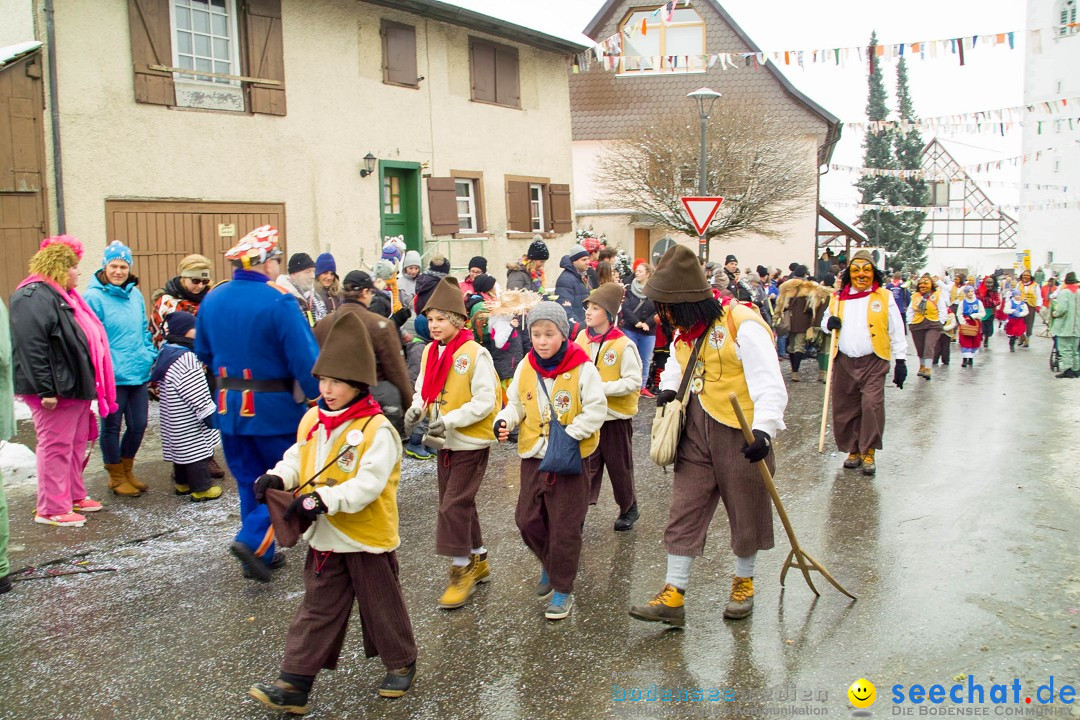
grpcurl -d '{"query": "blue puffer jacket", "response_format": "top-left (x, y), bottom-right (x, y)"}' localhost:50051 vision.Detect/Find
top-left (84, 271), bottom-right (157, 385)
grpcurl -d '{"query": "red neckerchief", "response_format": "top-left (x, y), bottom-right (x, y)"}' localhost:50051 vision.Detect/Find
top-left (674, 322), bottom-right (707, 348)
top-left (586, 324), bottom-right (625, 343)
top-left (528, 341), bottom-right (590, 379)
top-left (838, 282), bottom-right (880, 301)
top-left (1065, 284), bottom-right (1079, 292)
top-left (307, 395), bottom-right (383, 441)
top-left (420, 329), bottom-right (471, 406)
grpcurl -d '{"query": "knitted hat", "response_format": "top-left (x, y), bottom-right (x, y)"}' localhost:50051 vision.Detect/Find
top-left (725, 254), bottom-right (738, 265)
top-left (473, 273), bottom-right (496, 294)
top-left (164, 310), bottom-right (196, 338)
top-left (633, 258), bottom-right (646, 271)
top-left (226, 226), bottom-right (281, 269)
top-left (526, 239), bottom-right (549, 261)
top-left (645, 245), bottom-right (711, 304)
top-left (428, 255), bottom-right (451, 275)
top-left (568, 247), bottom-right (589, 263)
top-left (288, 253), bottom-right (315, 274)
top-left (468, 256), bottom-right (488, 273)
top-left (1065, 271), bottom-right (1078, 284)
top-left (178, 254), bottom-right (212, 280)
top-left (343, 270), bottom-right (374, 290)
top-left (850, 249), bottom-right (874, 265)
top-left (580, 237), bottom-right (601, 254)
top-left (582, 282), bottom-right (624, 320)
top-left (402, 250), bottom-right (422, 269)
top-left (315, 253), bottom-right (336, 277)
top-left (312, 311), bottom-right (377, 387)
top-left (527, 301), bottom-right (570, 338)
top-left (422, 276), bottom-right (467, 318)
top-left (102, 240), bottom-right (133, 267)
top-left (381, 238), bottom-right (405, 263)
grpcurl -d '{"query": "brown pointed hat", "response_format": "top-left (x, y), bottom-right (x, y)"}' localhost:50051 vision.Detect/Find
top-left (644, 244), bottom-right (711, 303)
top-left (582, 282), bottom-right (625, 319)
top-left (311, 311), bottom-right (377, 386)
top-left (422, 276), bottom-right (468, 318)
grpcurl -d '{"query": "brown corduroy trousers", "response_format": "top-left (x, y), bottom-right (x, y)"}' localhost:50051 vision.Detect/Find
top-left (281, 548), bottom-right (417, 676)
top-left (583, 418), bottom-right (636, 513)
top-left (831, 352), bottom-right (890, 454)
top-left (515, 457), bottom-right (590, 594)
top-left (663, 398), bottom-right (775, 558)
top-left (435, 448), bottom-right (489, 557)
top-left (910, 321), bottom-right (942, 362)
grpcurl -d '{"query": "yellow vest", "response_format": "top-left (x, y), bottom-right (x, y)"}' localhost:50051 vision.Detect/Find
top-left (418, 339), bottom-right (498, 442)
top-left (829, 286), bottom-right (893, 361)
top-left (1019, 282), bottom-right (1040, 307)
top-left (672, 304), bottom-right (771, 430)
top-left (515, 362), bottom-right (600, 458)
top-left (910, 290), bottom-right (941, 324)
top-left (296, 409), bottom-right (400, 551)
top-left (574, 329), bottom-right (640, 417)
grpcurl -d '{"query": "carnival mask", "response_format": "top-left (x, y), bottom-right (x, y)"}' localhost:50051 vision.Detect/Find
top-left (849, 260), bottom-right (874, 292)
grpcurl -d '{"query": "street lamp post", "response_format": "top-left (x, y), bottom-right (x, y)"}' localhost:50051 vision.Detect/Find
top-left (687, 87), bottom-right (722, 261)
top-left (869, 195), bottom-right (885, 272)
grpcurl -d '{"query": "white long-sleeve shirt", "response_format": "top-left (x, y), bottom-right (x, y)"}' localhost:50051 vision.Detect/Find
top-left (658, 322), bottom-right (787, 438)
top-left (578, 334), bottom-right (643, 420)
top-left (270, 415), bottom-right (403, 554)
top-left (409, 342), bottom-right (499, 450)
top-left (495, 359), bottom-right (608, 459)
top-left (823, 292), bottom-right (908, 362)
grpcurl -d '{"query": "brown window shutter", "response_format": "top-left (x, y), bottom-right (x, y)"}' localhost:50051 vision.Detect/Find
top-left (382, 20), bottom-right (418, 87)
top-left (244, 0), bottom-right (287, 116)
top-left (506, 180), bottom-right (530, 232)
top-left (427, 177), bottom-right (459, 235)
top-left (548, 184), bottom-right (572, 233)
top-left (128, 0), bottom-right (175, 106)
top-left (494, 46), bottom-right (520, 107)
top-left (469, 39), bottom-right (496, 103)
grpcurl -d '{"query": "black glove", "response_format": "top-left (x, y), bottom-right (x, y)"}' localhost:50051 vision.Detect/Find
top-left (254, 474), bottom-right (284, 504)
top-left (893, 359), bottom-right (907, 389)
top-left (740, 430), bottom-right (772, 463)
top-left (656, 389), bottom-right (678, 407)
top-left (284, 491), bottom-right (328, 521)
top-left (826, 316), bottom-right (842, 332)
top-left (391, 306), bottom-right (411, 328)
top-left (493, 419), bottom-right (507, 439)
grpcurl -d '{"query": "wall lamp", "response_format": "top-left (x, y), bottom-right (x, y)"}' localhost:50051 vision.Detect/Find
top-left (359, 153), bottom-right (377, 178)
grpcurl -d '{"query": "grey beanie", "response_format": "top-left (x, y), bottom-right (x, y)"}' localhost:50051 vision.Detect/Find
top-left (526, 301), bottom-right (570, 339)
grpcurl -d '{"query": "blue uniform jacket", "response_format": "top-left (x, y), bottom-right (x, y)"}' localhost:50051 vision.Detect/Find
top-left (84, 272), bottom-right (157, 385)
top-left (195, 269), bottom-right (321, 436)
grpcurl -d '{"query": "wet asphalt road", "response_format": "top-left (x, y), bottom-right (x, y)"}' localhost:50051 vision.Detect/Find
top-left (1, 333), bottom-right (1077, 720)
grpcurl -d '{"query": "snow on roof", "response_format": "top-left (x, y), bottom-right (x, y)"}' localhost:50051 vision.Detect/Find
top-left (0, 41), bottom-right (42, 69)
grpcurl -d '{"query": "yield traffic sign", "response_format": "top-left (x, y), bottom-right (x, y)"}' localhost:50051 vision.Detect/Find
top-left (680, 196), bottom-right (724, 236)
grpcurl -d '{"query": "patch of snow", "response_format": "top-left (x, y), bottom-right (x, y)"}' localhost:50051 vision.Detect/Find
top-left (0, 41), bottom-right (42, 68)
top-left (14, 398), bottom-right (32, 422)
top-left (0, 441), bottom-right (37, 488)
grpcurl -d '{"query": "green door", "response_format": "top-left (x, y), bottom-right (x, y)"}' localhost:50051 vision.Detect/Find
top-left (379, 162), bottom-right (422, 253)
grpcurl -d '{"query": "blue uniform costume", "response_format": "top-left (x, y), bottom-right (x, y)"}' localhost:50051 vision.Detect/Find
top-left (195, 269), bottom-right (320, 570)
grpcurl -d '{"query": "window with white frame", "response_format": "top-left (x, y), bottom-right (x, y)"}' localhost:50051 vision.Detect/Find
top-left (619, 6), bottom-right (706, 74)
top-left (930, 182), bottom-right (949, 206)
top-left (456, 179), bottom-right (478, 231)
top-left (170, 0), bottom-right (245, 111)
top-left (529, 184), bottom-right (545, 232)
top-left (1059, 0), bottom-right (1077, 35)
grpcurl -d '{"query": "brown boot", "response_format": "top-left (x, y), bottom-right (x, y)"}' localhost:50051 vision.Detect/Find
top-left (106, 463), bottom-right (141, 496)
top-left (208, 455), bottom-right (226, 479)
top-left (861, 449), bottom-right (877, 476)
top-left (723, 576), bottom-right (755, 620)
top-left (122, 457), bottom-right (148, 492)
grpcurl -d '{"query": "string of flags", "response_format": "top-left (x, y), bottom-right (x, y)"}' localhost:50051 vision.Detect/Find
top-left (824, 199), bottom-right (1080, 215)
top-left (575, 16), bottom-right (1080, 74)
top-left (827, 166), bottom-right (1071, 193)
top-left (845, 97), bottom-right (1080, 137)
top-left (827, 140), bottom-right (1080, 178)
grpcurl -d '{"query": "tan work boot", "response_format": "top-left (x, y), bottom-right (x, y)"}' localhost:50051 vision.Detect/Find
top-left (470, 552), bottom-right (491, 584)
top-left (862, 449), bottom-right (876, 476)
top-left (628, 583), bottom-right (686, 627)
top-left (106, 462), bottom-right (141, 496)
top-left (842, 452), bottom-right (863, 469)
top-left (819, 370), bottom-right (827, 384)
top-left (121, 457), bottom-right (148, 492)
top-left (438, 563), bottom-right (477, 609)
top-left (723, 576), bottom-right (755, 620)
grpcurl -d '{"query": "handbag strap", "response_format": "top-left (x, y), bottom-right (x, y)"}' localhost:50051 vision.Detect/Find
top-left (294, 416), bottom-right (375, 495)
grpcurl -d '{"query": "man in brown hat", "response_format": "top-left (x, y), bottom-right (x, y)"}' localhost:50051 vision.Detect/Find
top-left (820, 249), bottom-right (908, 476)
top-left (404, 277), bottom-right (500, 610)
top-left (574, 283), bottom-right (642, 531)
top-left (249, 312), bottom-right (417, 712)
top-left (628, 244), bottom-right (787, 625)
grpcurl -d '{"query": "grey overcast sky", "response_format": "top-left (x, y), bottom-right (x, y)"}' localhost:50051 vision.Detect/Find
top-left (452, 0), bottom-right (1029, 206)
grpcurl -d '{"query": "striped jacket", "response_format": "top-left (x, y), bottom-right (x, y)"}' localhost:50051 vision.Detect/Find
top-left (153, 345), bottom-right (219, 464)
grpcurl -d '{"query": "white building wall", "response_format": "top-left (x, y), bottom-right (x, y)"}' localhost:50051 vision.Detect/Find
top-left (0, 0), bottom-right (35, 46)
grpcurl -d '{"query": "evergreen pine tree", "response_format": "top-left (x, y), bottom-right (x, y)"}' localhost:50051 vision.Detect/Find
top-left (891, 57), bottom-right (929, 274)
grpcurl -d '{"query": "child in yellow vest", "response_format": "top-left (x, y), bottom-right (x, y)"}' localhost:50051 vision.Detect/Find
top-left (403, 277), bottom-right (499, 610)
top-left (574, 283), bottom-right (643, 531)
top-left (494, 301), bottom-right (607, 621)
top-left (907, 274), bottom-right (948, 379)
top-left (248, 312), bottom-right (417, 714)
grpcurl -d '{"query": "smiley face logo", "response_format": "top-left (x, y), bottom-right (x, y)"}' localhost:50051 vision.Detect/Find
top-left (848, 679), bottom-right (876, 709)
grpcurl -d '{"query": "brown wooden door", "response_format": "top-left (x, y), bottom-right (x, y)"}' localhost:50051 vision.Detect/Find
top-left (0, 54), bottom-right (48, 302)
top-left (104, 200), bottom-right (286, 309)
top-left (634, 228), bottom-right (651, 264)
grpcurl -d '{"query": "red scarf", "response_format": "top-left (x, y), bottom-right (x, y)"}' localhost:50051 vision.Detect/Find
top-left (838, 282), bottom-right (880, 301)
top-left (420, 329), bottom-right (471, 406)
top-left (528, 341), bottom-right (590, 379)
top-left (586, 324), bottom-right (625, 343)
top-left (674, 322), bottom-right (707, 348)
top-left (307, 395), bottom-right (383, 441)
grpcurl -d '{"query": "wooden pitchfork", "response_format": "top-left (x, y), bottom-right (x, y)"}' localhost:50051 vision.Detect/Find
top-left (728, 393), bottom-right (856, 600)
top-left (817, 328), bottom-right (839, 453)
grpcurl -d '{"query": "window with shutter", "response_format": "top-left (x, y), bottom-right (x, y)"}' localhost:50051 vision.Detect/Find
top-left (382, 20), bottom-right (418, 88)
top-left (128, 0), bottom-right (176, 106)
top-left (427, 177), bottom-right (460, 236)
top-left (170, 0), bottom-right (245, 111)
top-left (548, 184), bottom-right (572, 234)
top-left (244, 0), bottom-right (287, 116)
top-left (505, 180), bottom-right (531, 232)
top-left (469, 37), bottom-right (519, 108)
